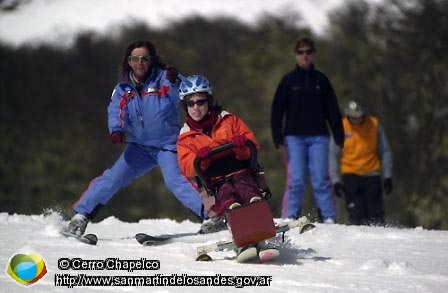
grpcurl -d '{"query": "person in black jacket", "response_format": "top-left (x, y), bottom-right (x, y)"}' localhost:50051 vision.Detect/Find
top-left (271, 37), bottom-right (344, 223)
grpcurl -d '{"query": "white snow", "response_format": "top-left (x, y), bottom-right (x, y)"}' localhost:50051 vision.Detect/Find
top-left (0, 0), bottom-right (385, 47)
top-left (1, 211), bottom-right (448, 292)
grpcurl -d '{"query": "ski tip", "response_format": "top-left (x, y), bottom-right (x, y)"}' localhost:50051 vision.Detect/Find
top-left (196, 254), bottom-right (213, 261)
top-left (83, 233), bottom-right (98, 245)
top-left (135, 233), bottom-right (148, 244)
top-left (135, 233), bottom-right (172, 246)
top-left (300, 223), bottom-right (316, 234)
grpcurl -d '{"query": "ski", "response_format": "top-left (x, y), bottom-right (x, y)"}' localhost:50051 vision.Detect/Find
top-left (135, 232), bottom-right (198, 246)
top-left (135, 216), bottom-right (314, 250)
top-left (195, 216), bottom-right (315, 261)
top-left (60, 231), bottom-right (98, 245)
top-left (136, 217), bottom-right (315, 248)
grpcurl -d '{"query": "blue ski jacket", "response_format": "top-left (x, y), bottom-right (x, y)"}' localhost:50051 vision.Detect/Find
top-left (108, 66), bottom-right (181, 150)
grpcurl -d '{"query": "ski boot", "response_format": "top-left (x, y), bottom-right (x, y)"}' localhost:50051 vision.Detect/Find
top-left (61, 213), bottom-right (88, 237)
top-left (257, 241), bottom-right (280, 262)
top-left (198, 216), bottom-right (227, 234)
top-left (236, 245), bottom-right (258, 263)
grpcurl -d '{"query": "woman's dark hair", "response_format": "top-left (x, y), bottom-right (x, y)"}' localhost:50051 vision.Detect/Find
top-left (118, 40), bottom-right (166, 79)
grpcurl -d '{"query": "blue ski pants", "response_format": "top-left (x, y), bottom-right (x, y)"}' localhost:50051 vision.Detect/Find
top-left (281, 135), bottom-right (336, 220)
top-left (73, 143), bottom-right (204, 219)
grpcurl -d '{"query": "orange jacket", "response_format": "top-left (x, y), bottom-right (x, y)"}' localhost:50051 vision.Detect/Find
top-left (177, 111), bottom-right (259, 178)
top-left (340, 116), bottom-right (381, 175)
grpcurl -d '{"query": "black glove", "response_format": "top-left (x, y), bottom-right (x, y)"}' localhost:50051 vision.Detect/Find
top-left (333, 182), bottom-right (345, 198)
top-left (165, 65), bottom-right (178, 83)
top-left (383, 178), bottom-right (393, 194)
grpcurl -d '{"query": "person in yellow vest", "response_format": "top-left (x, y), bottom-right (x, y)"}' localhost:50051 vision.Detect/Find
top-left (329, 100), bottom-right (393, 225)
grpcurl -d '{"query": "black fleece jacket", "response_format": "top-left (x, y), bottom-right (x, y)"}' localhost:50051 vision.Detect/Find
top-left (271, 64), bottom-right (345, 148)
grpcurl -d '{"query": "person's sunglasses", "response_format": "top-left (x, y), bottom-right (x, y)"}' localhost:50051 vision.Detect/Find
top-left (128, 55), bottom-right (150, 62)
top-left (186, 99), bottom-right (208, 107)
top-left (297, 49), bottom-right (313, 55)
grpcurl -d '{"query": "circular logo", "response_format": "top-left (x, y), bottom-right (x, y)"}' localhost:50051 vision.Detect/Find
top-left (6, 245), bottom-right (47, 286)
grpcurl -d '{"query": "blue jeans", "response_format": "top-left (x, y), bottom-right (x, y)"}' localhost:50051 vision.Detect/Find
top-left (73, 143), bottom-right (204, 219)
top-left (281, 135), bottom-right (335, 220)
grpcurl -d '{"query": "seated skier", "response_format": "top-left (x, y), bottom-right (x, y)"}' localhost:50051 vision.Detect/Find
top-left (176, 74), bottom-right (279, 262)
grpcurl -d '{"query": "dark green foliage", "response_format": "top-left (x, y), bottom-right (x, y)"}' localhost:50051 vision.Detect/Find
top-left (1, 0), bottom-right (447, 228)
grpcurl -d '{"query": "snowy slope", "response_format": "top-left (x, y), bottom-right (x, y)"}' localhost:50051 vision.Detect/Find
top-left (1, 212), bottom-right (448, 292)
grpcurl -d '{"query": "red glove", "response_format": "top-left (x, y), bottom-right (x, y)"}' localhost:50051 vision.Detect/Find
top-left (231, 134), bottom-right (247, 147)
top-left (166, 65), bottom-right (178, 83)
top-left (200, 159), bottom-right (211, 171)
top-left (110, 131), bottom-right (124, 144)
top-left (197, 146), bottom-right (212, 158)
top-left (158, 85), bottom-right (170, 96)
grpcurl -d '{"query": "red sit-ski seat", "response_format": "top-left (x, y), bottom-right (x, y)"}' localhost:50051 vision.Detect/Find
top-left (194, 141), bottom-right (275, 248)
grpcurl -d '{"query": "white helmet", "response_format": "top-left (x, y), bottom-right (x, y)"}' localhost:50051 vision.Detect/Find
top-left (344, 100), bottom-right (364, 118)
top-left (179, 75), bottom-right (213, 100)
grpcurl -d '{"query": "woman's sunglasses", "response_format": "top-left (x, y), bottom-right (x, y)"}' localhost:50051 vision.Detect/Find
top-left (186, 99), bottom-right (208, 107)
top-left (128, 55), bottom-right (150, 62)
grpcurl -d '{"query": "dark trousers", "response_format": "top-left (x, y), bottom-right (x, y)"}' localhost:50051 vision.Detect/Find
top-left (212, 170), bottom-right (261, 216)
top-left (342, 174), bottom-right (385, 225)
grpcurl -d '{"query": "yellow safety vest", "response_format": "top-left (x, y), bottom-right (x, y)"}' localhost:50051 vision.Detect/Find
top-left (340, 116), bottom-right (381, 175)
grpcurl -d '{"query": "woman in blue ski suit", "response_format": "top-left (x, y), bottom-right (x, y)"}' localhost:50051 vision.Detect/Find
top-left (63, 40), bottom-right (204, 237)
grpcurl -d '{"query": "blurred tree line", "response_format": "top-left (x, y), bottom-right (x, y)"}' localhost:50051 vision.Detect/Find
top-left (1, 0), bottom-right (447, 229)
